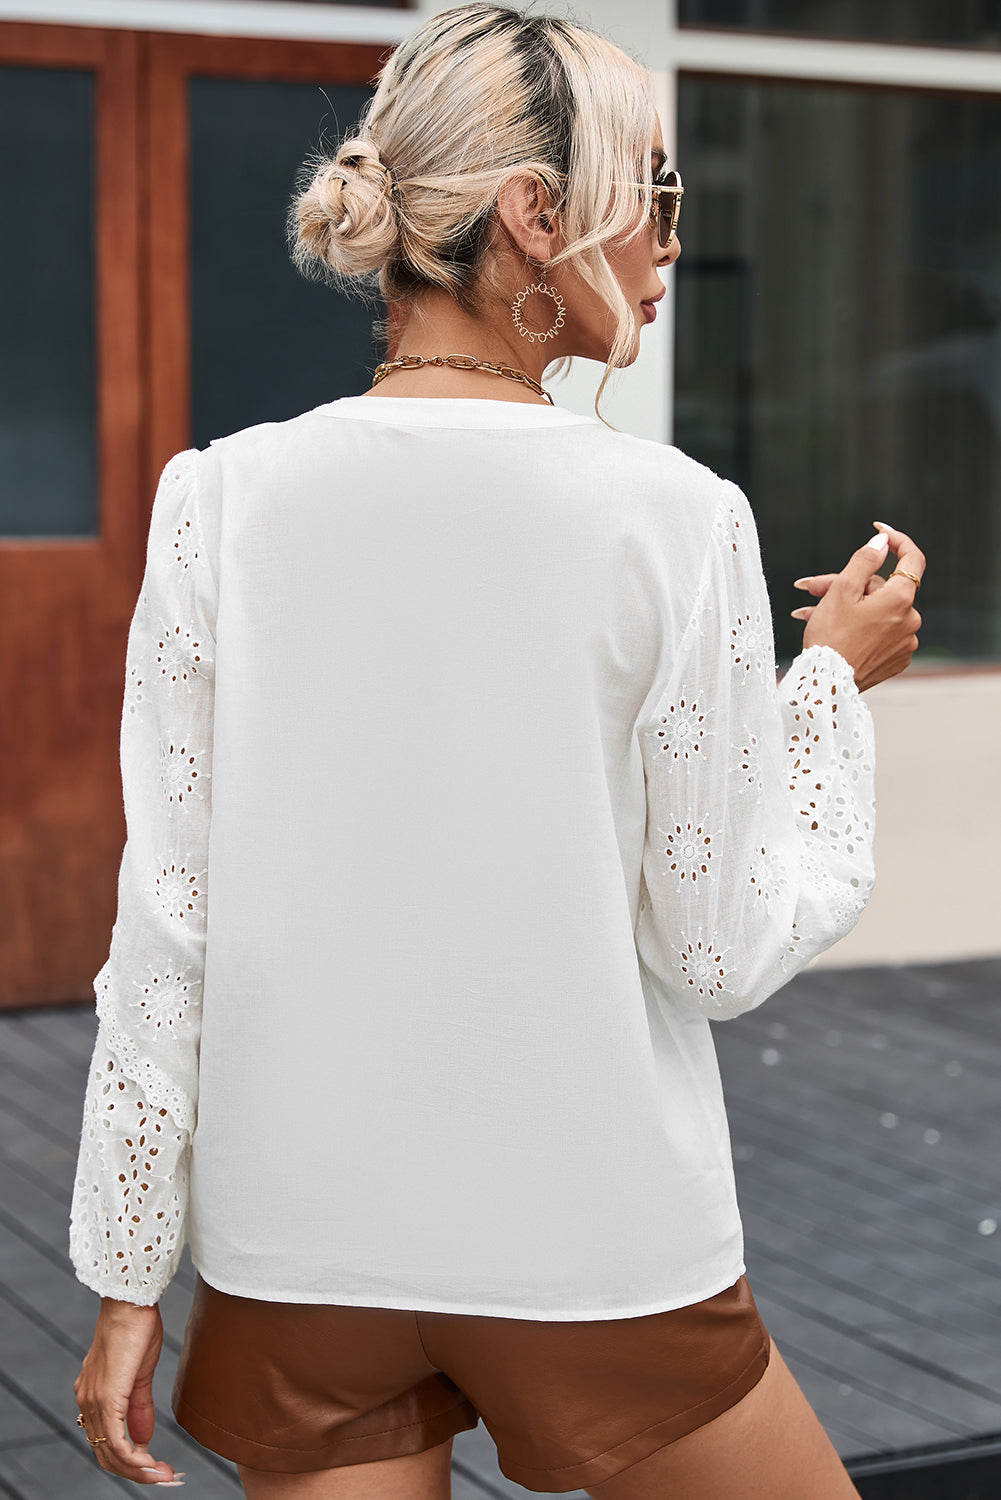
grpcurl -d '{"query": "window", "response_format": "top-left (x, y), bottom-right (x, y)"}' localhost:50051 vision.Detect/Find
top-left (674, 75), bottom-right (1001, 662)
top-left (0, 64), bottom-right (96, 537)
top-left (679, 1), bottom-right (1001, 50)
top-left (189, 76), bottom-right (379, 447)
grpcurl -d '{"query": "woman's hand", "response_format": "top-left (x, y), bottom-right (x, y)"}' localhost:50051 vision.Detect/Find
top-left (789, 521), bottom-right (924, 692)
top-left (73, 1298), bottom-right (185, 1485)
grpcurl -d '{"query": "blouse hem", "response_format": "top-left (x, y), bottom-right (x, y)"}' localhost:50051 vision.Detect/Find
top-left (187, 1256), bottom-right (748, 1321)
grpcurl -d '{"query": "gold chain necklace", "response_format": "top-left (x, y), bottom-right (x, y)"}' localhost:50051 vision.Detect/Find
top-left (371, 353), bottom-right (554, 405)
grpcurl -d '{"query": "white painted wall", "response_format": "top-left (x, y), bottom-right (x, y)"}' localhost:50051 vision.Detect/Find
top-left (7, 0), bottom-right (1000, 965)
top-left (810, 668), bottom-right (1001, 969)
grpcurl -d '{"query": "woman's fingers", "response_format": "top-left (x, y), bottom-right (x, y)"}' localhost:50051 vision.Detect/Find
top-left (792, 576), bottom-right (888, 618)
top-left (835, 529), bottom-right (892, 598)
top-left (792, 574), bottom-right (836, 597)
top-left (872, 520), bottom-right (927, 593)
top-left (800, 523), bottom-right (925, 690)
top-left (74, 1306), bottom-right (183, 1484)
top-left (793, 521), bottom-right (923, 617)
top-left (82, 1407), bottom-right (177, 1483)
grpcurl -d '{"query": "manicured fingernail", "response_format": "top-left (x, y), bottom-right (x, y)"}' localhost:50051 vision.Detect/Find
top-left (872, 520), bottom-right (891, 529)
top-left (792, 577), bottom-right (812, 588)
top-left (866, 532), bottom-right (889, 551)
top-left (141, 1470), bottom-right (164, 1475)
top-left (154, 1484), bottom-right (184, 1488)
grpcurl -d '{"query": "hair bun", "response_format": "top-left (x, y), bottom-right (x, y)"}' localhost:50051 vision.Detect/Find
top-left (290, 135), bottom-right (398, 281)
top-left (333, 137), bottom-right (394, 198)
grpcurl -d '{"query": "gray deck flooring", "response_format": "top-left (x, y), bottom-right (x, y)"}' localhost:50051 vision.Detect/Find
top-left (0, 956), bottom-right (998, 1497)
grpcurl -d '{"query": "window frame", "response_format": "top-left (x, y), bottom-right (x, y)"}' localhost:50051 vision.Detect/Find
top-left (661, 0), bottom-right (1001, 446)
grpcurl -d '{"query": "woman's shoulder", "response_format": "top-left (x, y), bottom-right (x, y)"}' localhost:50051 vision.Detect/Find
top-left (194, 406), bottom-right (738, 538)
top-left (589, 426), bottom-right (738, 528)
top-left (200, 403), bottom-right (328, 458)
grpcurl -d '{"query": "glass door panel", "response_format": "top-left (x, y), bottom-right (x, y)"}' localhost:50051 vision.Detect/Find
top-left (0, 64), bottom-right (96, 537)
top-left (189, 76), bottom-right (378, 447)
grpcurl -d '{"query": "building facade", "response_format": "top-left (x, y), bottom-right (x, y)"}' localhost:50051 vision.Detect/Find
top-left (1, 0), bottom-right (998, 1009)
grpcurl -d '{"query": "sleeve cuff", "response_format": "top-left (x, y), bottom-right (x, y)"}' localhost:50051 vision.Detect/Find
top-left (786, 642), bottom-right (860, 698)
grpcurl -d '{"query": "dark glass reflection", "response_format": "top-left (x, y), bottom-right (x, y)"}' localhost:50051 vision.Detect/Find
top-left (679, 0), bottom-right (1001, 49)
top-left (189, 78), bottom-right (380, 449)
top-left (279, 0), bottom-right (406, 6)
top-left (0, 66), bottom-right (96, 537)
top-left (674, 77), bottom-right (1001, 662)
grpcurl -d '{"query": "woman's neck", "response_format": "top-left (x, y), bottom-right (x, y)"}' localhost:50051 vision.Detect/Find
top-left (362, 288), bottom-right (557, 404)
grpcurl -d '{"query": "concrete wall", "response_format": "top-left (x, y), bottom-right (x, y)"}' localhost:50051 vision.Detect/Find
top-left (810, 668), bottom-right (1001, 969)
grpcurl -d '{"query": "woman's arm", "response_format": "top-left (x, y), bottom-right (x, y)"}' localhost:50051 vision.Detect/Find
top-left (634, 480), bottom-right (882, 1021)
top-left (69, 448), bottom-right (216, 1305)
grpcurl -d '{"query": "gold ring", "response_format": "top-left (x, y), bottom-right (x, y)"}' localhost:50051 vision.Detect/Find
top-left (77, 1414), bottom-right (108, 1445)
top-left (889, 569), bottom-right (921, 590)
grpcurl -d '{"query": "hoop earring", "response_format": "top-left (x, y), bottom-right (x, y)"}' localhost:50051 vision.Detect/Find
top-left (511, 271), bottom-right (566, 343)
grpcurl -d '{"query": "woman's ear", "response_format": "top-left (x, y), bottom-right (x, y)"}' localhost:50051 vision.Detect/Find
top-left (496, 171), bottom-right (556, 262)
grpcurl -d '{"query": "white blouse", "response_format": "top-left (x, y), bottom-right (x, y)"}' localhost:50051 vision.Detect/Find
top-left (69, 395), bottom-right (876, 1318)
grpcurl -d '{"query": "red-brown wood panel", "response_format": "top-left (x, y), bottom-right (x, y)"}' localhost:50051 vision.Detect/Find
top-left (0, 23), bottom-right (143, 1008)
top-left (145, 30), bottom-right (392, 491)
top-left (1, 23), bottom-right (393, 1009)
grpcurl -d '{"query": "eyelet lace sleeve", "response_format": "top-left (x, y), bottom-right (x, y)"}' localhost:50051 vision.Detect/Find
top-left (635, 479), bottom-right (876, 1021)
top-left (68, 449), bottom-right (216, 1304)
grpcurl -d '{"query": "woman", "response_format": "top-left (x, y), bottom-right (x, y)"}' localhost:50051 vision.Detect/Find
top-left (69, 4), bottom-right (924, 1496)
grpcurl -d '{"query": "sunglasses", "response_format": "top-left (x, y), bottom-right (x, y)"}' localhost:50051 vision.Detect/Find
top-left (632, 167), bottom-right (684, 249)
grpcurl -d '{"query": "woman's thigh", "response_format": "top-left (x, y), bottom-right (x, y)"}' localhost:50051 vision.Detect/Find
top-left (235, 1434), bottom-right (455, 1500)
top-left (585, 1340), bottom-right (862, 1500)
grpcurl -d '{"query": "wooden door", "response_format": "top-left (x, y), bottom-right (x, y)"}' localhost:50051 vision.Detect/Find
top-left (0, 24), bottom-right (143, 1009)
top-left (0, 23), bottom-right (390, 1009)
top-left (145, 29), bottom-right (390, 483)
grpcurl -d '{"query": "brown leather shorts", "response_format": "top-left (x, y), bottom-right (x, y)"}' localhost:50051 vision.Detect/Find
top-left (171, 1272), bottom-right (771, 1493)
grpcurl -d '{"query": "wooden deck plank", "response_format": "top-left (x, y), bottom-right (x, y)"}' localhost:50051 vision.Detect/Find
top-left (722, 1069), bottom-right (998, 1206)
top-left (756, 960), bottom-right (1001, 1039)
top-left (711, 958), bottom-right (1001, 1464)
top-left (1, 958), bottom-right (999, 1491)
top-left (750, 1310), bottom-right (959, 1454)
top-left (0, 1381), bottom-right (52, 1450)
top-left (0, 1279), bottom-right (241, 1495)
top-left (0, 1436), bottom-right (126, 1500)
top-left (747, 1261), bottom-right (1001, 1427)
top-left (763, 988), bottom-right (1001, 1084)
top-left (717, 1041), bottom-right (1000, 1207)
top-left (739, 1202), bottom-right (1001, 1346)
top-left (802, 961), bottom-right (1001, 1048)
top-left (727, 1111), bottom-right (1001, 1276)
top-left (15, 1006), bottom-right (99, 1064)
top-left (1, 1051), bottom-right (96, 1150)
top-left (724, 1036), bottom-right (999, 1179)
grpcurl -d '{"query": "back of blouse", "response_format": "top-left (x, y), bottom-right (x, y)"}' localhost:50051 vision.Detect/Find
top-left (69, 394), bottom-right (877, 1317)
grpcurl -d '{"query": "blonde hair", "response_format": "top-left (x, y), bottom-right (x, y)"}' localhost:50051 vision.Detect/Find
top-left (287, 2), bottom-right (659, 422)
